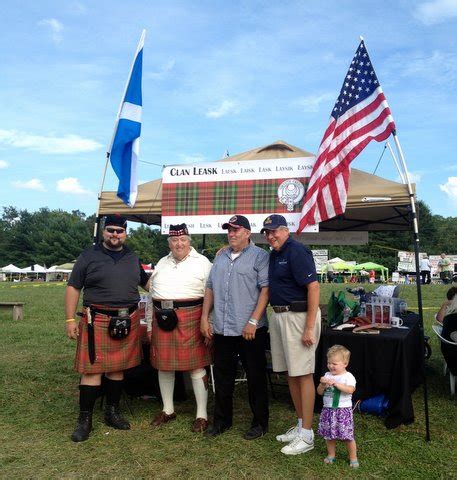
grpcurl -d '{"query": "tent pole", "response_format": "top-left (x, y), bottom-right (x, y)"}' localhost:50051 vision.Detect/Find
top-left (92, 151), bottom-right (111, 245)
top-left (201, 234), bottom-right (206, 254)
top-left (392, 131), bottom-right (430, 442)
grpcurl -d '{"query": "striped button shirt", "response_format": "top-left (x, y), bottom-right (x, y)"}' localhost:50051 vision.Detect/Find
top-left (207, 243), bottom-right (269, 336)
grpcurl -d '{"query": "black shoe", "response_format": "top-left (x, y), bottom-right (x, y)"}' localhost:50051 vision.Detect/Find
top-left (205, 424), bottom-right (229, 438)
top-left (104, 405), bottom-right (131, 430)
top-left (71, 411), bottom-right (92, 442)
top-left (243, 425), bottom-right (267, 440)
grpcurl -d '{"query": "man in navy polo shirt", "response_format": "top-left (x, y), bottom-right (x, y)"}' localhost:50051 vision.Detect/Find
top-left (261, 214), bottom-right (321, 456)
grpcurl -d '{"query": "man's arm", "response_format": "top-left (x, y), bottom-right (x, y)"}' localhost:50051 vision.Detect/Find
top-left (200, 288), bottom-right (214, 339)
top-left (64, 285), bottom-right (81, 339)
top-left (302, 280), bottom-right (320, 346)
top-left (242, 287), bottom-right (269, 341)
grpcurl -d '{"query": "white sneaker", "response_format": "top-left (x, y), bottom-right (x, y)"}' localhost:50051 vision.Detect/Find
top-left (280, 435), bottom-right (314, 455)
top-left (276, 425), bottom-right (299, 443)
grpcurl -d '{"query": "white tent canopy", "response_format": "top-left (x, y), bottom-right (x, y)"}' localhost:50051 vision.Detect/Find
top-left (47, 265), bottom-right (72, 273)
top-left (1, 264), bottom-right (23, 273)
top-left (20, 264), bottom-right (47, 273)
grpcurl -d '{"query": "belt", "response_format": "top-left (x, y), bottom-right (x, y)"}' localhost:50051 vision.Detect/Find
top-left (90, 305), bottom-right (138, 317)
top-left (153, 299), bottom-right (203, 309)
top-left (272, 306), bottom-right (291, 313)
top-left (272, 301), bottom-right (308, 313)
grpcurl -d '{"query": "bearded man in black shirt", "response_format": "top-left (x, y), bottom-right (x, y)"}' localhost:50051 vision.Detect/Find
top-left (65, 214), bottom-right (150, 442)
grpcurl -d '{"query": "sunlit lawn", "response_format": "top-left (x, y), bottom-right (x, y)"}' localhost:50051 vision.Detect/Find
top-left (0, 282), bottom-right (455, 479)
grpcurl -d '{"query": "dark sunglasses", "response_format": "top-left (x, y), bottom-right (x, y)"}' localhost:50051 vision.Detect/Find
top-left (105, 227), bottom-right (125, 234)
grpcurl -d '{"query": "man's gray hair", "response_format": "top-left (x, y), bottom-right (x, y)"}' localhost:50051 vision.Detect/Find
top-left (168, 234), bottom-right (192, 242)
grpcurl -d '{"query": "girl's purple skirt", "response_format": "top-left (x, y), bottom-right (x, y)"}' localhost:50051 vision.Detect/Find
top-left (317, 407), bottom-right (354, 440)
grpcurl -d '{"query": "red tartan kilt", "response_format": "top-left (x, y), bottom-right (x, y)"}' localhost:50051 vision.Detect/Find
top-left (74, 309), bottom-right (142, 374)
top-left (151, 304), bottom-right (211, 371)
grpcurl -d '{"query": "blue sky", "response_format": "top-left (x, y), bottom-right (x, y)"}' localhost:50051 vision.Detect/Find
top-left (1, 0), bottom-right (456, 218)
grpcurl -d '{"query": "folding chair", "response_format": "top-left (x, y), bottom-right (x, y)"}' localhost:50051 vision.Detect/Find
top-left (432, 324), bottom-right (457, 395)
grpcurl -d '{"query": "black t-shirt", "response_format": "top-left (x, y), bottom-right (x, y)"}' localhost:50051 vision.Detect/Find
top-left (68, 244), bottom-right (149, 307)
top-left (268, 237), bottom-right (317, 305)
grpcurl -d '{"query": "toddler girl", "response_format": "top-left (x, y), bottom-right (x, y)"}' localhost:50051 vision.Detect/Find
top-left (317, 345), bottom-right (358, 468)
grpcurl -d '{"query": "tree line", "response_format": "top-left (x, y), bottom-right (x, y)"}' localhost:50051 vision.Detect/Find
top-left (0, 202), bottom-right (455, 272)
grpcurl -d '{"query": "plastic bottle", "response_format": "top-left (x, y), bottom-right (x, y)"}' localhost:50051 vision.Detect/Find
top-left (399, 301), bottom-right (407, 315)
top-left (343, 306), bottom-right (351, 323)
top-left (359, 301), bottom-right (366, 318)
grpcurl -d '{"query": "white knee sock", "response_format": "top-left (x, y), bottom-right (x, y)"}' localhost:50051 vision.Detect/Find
top-left (190, 368), bottom-right (208, 420)
top-left (158, 370), bottom-right (175, 414)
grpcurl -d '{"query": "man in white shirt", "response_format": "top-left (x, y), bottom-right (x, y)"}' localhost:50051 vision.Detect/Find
top-left (149, 224), bottom-right (212, 433)
top-left (419, 255), bottom-right (431, 285)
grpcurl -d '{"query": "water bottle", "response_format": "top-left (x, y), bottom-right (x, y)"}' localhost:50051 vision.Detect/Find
top-left (359, 301), bottom-right (366, 318)
top-left (343, 306), bottom-right (351, 323)
top-left (399, 301), bottom-right (407, 315)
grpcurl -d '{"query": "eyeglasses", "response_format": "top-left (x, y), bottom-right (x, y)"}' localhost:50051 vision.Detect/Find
top-left (105, 227), bottom-right (125, 234)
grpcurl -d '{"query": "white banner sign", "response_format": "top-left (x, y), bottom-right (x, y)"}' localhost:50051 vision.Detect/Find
top-left (162, 157), bottom-right (315, 183)
top-left (162, 157), bottom-right (318, 234)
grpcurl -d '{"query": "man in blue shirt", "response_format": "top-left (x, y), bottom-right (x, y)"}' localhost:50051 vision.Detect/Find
top-left (200, 215), bottom-right (270, 440)
top-left (261, 214), bottom-right (321, 455)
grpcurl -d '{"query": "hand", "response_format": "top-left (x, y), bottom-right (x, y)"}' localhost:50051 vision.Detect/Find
top-left (301, 327), bottom-right (315, 347)
top-left (200, 317), bottom-right (213, 340)
top-left (242, 322), bottom-right (257, 341)
top-left (66, 320), bottom-right (79, 340)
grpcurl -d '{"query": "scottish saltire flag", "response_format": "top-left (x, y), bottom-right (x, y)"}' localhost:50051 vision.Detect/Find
top-left (109, 30), bottom-right (145, 207)
top-left (297, 40), bottom-right (395, 232)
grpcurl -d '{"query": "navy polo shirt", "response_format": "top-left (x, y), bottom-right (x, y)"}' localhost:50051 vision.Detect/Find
top-left (268, 237), bottom-right (317, 306)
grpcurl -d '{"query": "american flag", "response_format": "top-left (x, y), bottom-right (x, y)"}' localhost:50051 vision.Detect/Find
top-left (297, 40), bottom-right (395, 232)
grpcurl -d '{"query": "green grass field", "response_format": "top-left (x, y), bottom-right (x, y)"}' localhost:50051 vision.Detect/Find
top-left (0, 282), bottom-right (455, 479)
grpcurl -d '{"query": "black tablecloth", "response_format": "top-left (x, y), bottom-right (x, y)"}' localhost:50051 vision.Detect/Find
top-left (315, 313), bottom-right (424, 428)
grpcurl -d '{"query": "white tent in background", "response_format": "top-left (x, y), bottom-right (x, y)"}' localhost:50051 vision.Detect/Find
top-left (20, 264), bottom-right (47, 274)
top-left (0, 264), bottom-right (23, 273)
top-left (46, 265), bottom-right (72, 282)
top-left (328, 257), bottom-right (346, 264)
top-left (46, 265), bottom-right (72, 273)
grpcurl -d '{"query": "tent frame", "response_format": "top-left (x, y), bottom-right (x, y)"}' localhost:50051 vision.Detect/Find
top-left (96, 140), bottom-right (430, 440)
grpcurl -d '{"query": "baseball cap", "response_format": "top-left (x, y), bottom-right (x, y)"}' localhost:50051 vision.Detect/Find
top-left (222, 215), bottom-right (251, 231)
top-left (260, 214), bottom-right (288, 233)
top-left (103, 214), bottom-right (127, 229)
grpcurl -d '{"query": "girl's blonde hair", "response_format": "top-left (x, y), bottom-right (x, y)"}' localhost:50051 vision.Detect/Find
top-left (327, 345), bottom-right (351, 363)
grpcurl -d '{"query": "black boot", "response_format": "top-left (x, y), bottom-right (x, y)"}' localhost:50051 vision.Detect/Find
top-left (71, 411), bottom-right (92, 442)
top-left (104, 404), bottom-right (131, 430)
top-left (70, 384), bottom-right (101, 442)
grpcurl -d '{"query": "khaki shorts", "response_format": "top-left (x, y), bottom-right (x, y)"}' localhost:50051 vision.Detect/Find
top-left (269, 309), bottom-right (321, 377)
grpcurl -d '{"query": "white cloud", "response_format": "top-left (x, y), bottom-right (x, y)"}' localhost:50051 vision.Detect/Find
top-left (38, 18), bottom-right (64, 44)
top-left (0, 160), bottom-right (8, 169)
top-left (0, 129), bottom-right (102, 154)
top-left (68, 2), bottom-right (87, 15)
top-left (396, 171), bottom-right (422, 184)
top-left (399, 51), bottom-right (457, 85)
top-left (439, 176), bottom-right (457, 204)
top-left (177, 153), bottom-right (206, 164)
top-left (56, 177), bottom-right (92, 195)
top-left (147, 59), bottom-right (176, 80)
top-left (206, 100), bottom-right (239, 118)
top-left (415, 0), bottom-right (457, 25)
top-left (11, 179), bottom-right (46, 192)
top-left (294, 93), bottom-right (335, 113)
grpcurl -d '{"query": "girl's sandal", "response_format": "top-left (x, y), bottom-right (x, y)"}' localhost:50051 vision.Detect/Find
top-left (324, 457), bottom-right (336, 464)
top-left (349, 460), bottom-right (360, 469)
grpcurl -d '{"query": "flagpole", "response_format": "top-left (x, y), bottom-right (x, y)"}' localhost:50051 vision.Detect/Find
top-left (392, 130), bottom-right (431, 442)
top-left (92, 29), bottom-right (146, 245)
top-left (386, 141), bottom-right (406, 184)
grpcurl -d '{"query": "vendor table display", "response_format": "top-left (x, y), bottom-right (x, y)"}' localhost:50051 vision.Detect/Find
top-left (315, 313), bottom-right (424, 428)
